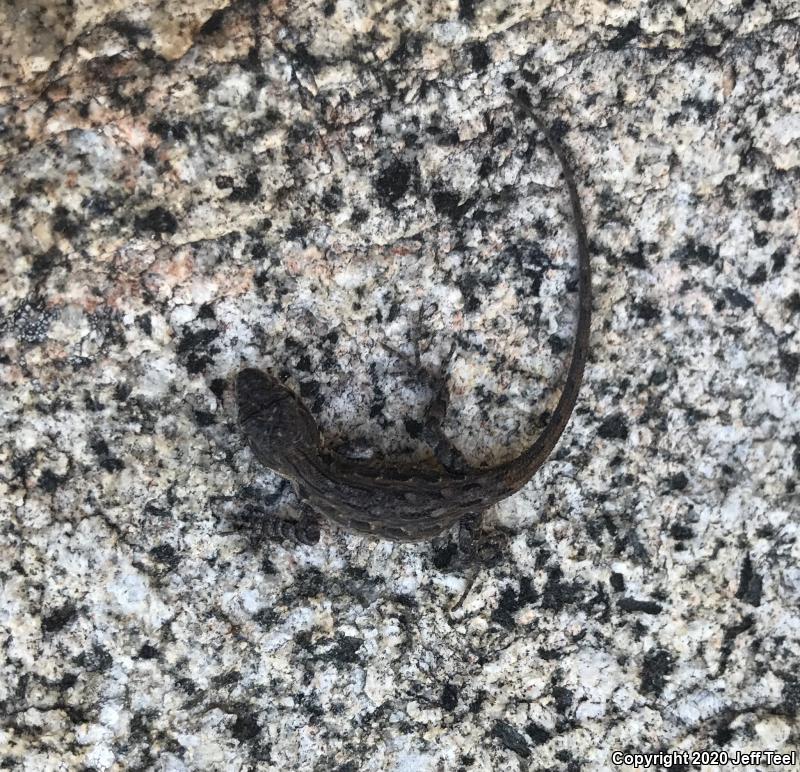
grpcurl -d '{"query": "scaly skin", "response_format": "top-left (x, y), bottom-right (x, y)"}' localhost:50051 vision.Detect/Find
top-left (236, 90), bottom-right (591, 542)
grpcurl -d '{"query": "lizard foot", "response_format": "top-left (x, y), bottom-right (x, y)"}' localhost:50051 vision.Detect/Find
top-left (251, 505), bottom-right (321, 546)
top-left (226, 488), bottom-right (321, 547)
top-left (449, 513), bottom-right (511, 612)
top-left (383, 310), bottom-right (472, 476)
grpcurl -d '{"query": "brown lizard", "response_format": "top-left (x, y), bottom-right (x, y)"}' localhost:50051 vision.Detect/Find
top-left (235, 89), bottom-right (591, 543)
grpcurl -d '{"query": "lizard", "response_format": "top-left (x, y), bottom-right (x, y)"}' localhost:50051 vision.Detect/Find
top-left (235, 88), bottom-right (591, 543)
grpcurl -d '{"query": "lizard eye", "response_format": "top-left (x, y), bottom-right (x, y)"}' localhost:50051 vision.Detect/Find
top-left (236, 368), bottom-right (285, 423)
top-left (236, 368), bottom-right (320, 471)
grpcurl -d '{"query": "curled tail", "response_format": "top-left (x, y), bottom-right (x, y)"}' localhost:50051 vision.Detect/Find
top-left (481, 89), bottom-right (592, 491)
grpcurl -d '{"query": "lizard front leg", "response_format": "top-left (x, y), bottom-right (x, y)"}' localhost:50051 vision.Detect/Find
top-left (231, 485), bottom-right (321, 547)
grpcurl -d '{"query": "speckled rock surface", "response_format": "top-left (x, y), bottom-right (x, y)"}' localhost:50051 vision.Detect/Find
top-left (1, 1), bottom-right (799, 770)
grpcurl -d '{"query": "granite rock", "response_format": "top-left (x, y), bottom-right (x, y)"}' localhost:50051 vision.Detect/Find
top-left (1, 1), bottom-right (799, 770)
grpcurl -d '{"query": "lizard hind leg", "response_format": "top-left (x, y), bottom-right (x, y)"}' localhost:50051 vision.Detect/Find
top-left (419, 344), bottom-right (474, 476)
top-left (383, 329), bottom-right (473, 475)
top-left (450, 511), bottom-right (512, 612)
top-left (450, 511), bottom-right (485, 611)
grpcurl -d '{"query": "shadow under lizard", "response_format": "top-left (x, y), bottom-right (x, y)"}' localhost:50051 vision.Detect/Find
top-left (235, 89), bottom-right (592, 542)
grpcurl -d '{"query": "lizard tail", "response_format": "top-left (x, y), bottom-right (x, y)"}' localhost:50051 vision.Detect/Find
top-left (482, 89), bottom-right (592, 492)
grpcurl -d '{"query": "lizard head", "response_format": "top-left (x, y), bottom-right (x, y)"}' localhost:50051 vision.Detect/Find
top-left (235, 368), bottom-right (321, 476)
